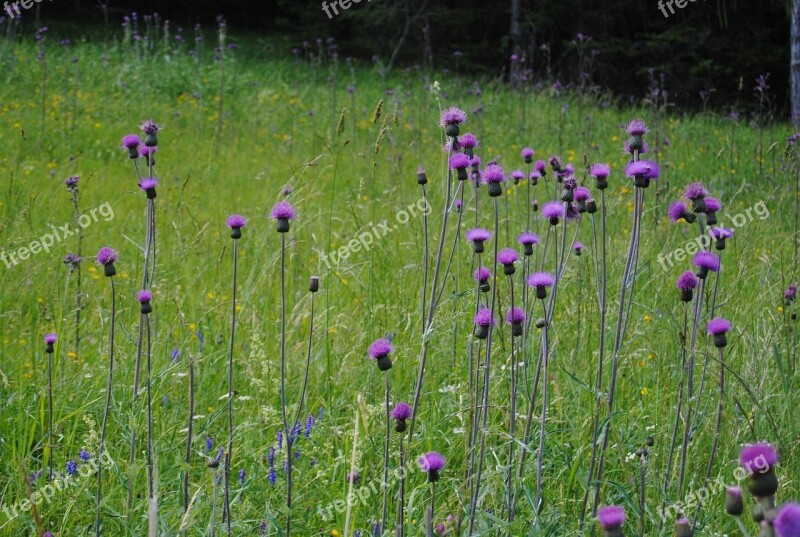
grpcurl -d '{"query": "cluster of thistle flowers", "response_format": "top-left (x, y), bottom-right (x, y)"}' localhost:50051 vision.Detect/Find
top-left (597, 443), bottom-right (800, 537)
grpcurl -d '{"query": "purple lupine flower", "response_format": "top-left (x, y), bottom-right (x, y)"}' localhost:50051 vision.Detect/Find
top-left (626, 119), bottom-right (648, 137)
top-left (774, 503), bottom-right (800, 537)
top-left (692, 251), bottom-right (720, 279)
top-left (66, 460), bottom-right (78, 476)
top-left (707, 317), bottom-right (731, 347)
top-left (206, 436), bottom-right (213, 451)
top-left (497, 248), bottom-right (518, 274)
top-left (238, 468), bottom-right (246, 484)
top-left (305, 415), bottom-right (316, 438)
top-left (668, 201), bottom-right (695, 223)
top-left (171, 348), bottom-right (179, 363)
top-left (268, 446), bottom-right (275, 466)
top-left (276, 430), bottom-right (283, 450)
top-left (527, 272), bottom-right (555, 299)
top-left (268, 466), bottom-right (276, 486)
top-left (261, 520), bottom-right (268, 536)
top-left (598, 505), bottom-right (626, 530)
top-left (541, 201), bottom-right (565, 224)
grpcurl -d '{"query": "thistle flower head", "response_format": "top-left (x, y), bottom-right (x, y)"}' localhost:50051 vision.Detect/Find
top-left (506, 307), bottom-right (526, 324)
top-left (590, 163), bottom-right (611, 179)
top-left (482, 164), bottom-right (506, 184)
top-left (140, 119), bottom-right (159, 135)
top-left (676, 271), bottom-right (699, 291)
top-left (64, 175), bottom-right (79, 187)
top-left (96, 247), bottom-right (118, 265)
top-left (624, 139), bottom-right (649, 155)
top-left (597, 505), bottom-right (626, 530)
top-left (541, 201), bottom-right (565, 220)
top-left (704, 197), bottom-right (722, 212)
top-left (785, 284), bottom-right (798, 300)
top-left (684, 182), bottom-right (708, 200)
top-left (473, 267), bottom-right (490, 283)
top-left (473, 308), bottom-right (495, 327)
top-left (121, 134), bottom-right (141, 149)
top-left (368, 338), bottom-right (393, 359)
top-left (511, 170), bottom-right (525, 182)
top-left (625, 160), bottom-right (660, 180)
top-left (138, 177), bottom-right (158, 191)
top-left (709, 227), bottom-right (734, 239)
top-left (668, 202), bottom-right (691, 223)
top-left (565, 204), bottom-right (580, 221)
top-left (270, 201), bottom-right (296, 220)
top-left (418, 451), bottom-right (446, 472)
top-left (466, 228), bottom-right (491, 242)
top-left (518, 232), bottom-right (540, 246)
top-left (521, 147), bottom-right (535, 159)
top-left (44, 333), bottom-right (57, 344)
top-left (692, 251), bottom-right (721, 272)
top-left (449, 153), bottom-right (470, 170)
top-left (574, 186), bottom-right (591, 202)
top-left (226, 214), bottom-right (247, 229)
top-left (707, 317), bottom-right (731, 335)
top-left (573, 242), bottom-right (584, 253)
top-left (497, 248), bottom-right (518, 266)
top-left (439, 107), bottom-right (467, 128)
top-left (137, 290), bottom-right (152, 303)
top-left (460, 133), bottom-right (478, 149)
top-left (774, 503), bottom-right (800, 537)
top-left (534, 160), bottom-right (547, 173)
top-left (562, 175), bottom-right (578, 189)
top-left (391, 402), bottom-right (412, 420)
top-left (139, 145), bottom-right (156, 157)
top-left (626, 119), bottom-right (648, 136)
top-left (740, 442), bottom-right (778, 471)
top-left (527, 272), bottom-right (555, 288)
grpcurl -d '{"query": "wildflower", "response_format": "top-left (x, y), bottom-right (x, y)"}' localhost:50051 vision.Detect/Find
top-left (774, 503), bottom-right (800, 537)
top-left (417, 166), bottom-right (428, 185)
top-left (529, 171), bottom-right (541, 185)
top-left (392, 402), bottom-right (412, 432)
top-left (460, 133), bottom-right (479, 157)
top-left (140, 119), bottom-right (159, 147)
top-left (96, 247), bottom-right (118, 277)
top-left (692, 251), bottom-right (720, 280)
top-left (474, 267), bottom-right (491, 293)
top-left (511, 170), bottom-right (525, 185)
top-left (534, 160), bottom-right (547, 176)
top-left (138, 290), bottom-right (153, 315)
top-left (482, 164), bottom-right (505, 197)
top-left (597, 505), bottom-right (625, 537)
top-left (66, 460), bottom-right (78, 476)
top-left (368, 338), bottom-right (393, 371)
top-left (624, 139), bottom-right (649, 155)
top-left (80, 449), bottom-right (91, 462)
top-left (624, 160), bottom-right (659, 188)
top-left (346, 471), bottom-right (360, 484)
top-left (541, 201), bottom-right (565, 225)
top-left (675, 517), bottom-right (692, 537)
top-left (527, 272), bottom-right (555, 300)
top-left (517, 232), bottom-right (540, 256)
top-left (473, 308), bottom-right (495, 339)
top-left (626, 119), bottom-right (648, 152)
top-left (574, 186), bottom-right (591, 212)
top-left (521, 147), bottom-right (535, 163)
top-left (684, 182), bottom-right (708, 212)
top-left (709, 227), bottom-right (733, 250)
top-left (238, 468), bottom-right (246, 484)
top-left (704, 197), bottom-right (722, 225)
top-left (573, 242), bottom-right (584, 256)
top-left (226, 214), bottom-right (247, 240)
top-left (270, 201), bottom-right (296, 233)
top-left (707, 317), bottom-right (731, 348)
top-left (449, 153), bottom-right (470, 181)
top-left (121, 134), bottom-right (141, 159)
top-left (454, 199), bottom-right (463, 213)
top-left (138, 177), bottom-right (158, 199)
top-left (676, 271), bottom-right (699, 302)
top-left (466, 228), bottom-right (491, 254)
top-left (506, 307), bottom-right (525, 337)
top-left (668, 201), bottom-right (696, 224)
top-left (440, 107), bottom-right (467, 137)
top-left (139, 145), bottom-right (157, 166)
top-left (418, 451), bottom-right (445, 482)
top-left (268, 466), bottom-right (276, 486)
top-left (64, 175), bottom-right (79, 189)
top-left (740, 442), bottom-right (779, 497)
top-left (206, 437), bottom-right (213, 451)
top-left (497, 248), bottom-right (518, 275)
top-left (725, 486), bottom-right (743, 516)
top-left (784, 284), bottom-right (798, 304)
top-left (44, 333), bottom-right (57, 354)
top-left (64, 254), bottom-right (82, 271)
top-left (309, 276), bottom-right (320, 293)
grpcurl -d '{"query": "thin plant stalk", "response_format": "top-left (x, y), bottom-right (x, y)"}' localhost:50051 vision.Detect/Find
top-left (183, 352), bottom-right (195, 513)
top-left (223, 238), bottom-right (239, 535)
top-left (382, 372), bottom-right (390, 534)
top-left (95, 277), bottom-right (116, 537)
top-left (278, 234), bottom-right (292, 537)
top-left (145, 315), bottom-right (156, 536)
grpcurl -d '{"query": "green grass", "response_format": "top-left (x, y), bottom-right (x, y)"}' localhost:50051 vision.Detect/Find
top-left (0, 27), bottom-right (797, 536)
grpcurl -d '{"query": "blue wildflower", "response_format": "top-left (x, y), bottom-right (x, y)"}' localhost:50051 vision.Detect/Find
top-left (238, 468), bottom-right (246, 484)
top-left (66, 460), bottom-right (78, 476)
top-left (268, 466), bottom-right (276, 486)
top-left (206, 437), bottom-right (213, 451)
top-left (79, 449), bottom-right (90, 462)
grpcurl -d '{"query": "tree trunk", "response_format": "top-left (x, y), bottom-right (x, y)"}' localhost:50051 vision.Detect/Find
top-left (793, 0), bottom-right (800, 126)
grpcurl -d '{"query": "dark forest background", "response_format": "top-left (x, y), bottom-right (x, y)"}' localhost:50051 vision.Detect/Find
top-left (39, 0), bottom-right (790, 115)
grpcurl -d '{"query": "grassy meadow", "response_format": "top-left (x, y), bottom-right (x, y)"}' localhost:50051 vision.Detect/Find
top-left (0, 19), bottom-right (797, 537)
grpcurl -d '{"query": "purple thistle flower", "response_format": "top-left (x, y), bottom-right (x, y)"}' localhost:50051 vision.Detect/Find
top-left (521, 147), bottom-right (535, 161)
top-left (709, 227), bottom-right (733, 239)
top-left (418, 451), bottom-right (445, 482)
top-left (137, 290), bottom-right (152, 303)
top-left (466, 228), bottom-right (491, 242)
top-left (573, 242), bottom-right (584, 255)
top-left (449, 153), bottom-right (471, 178)
top-left (740, 442), bottom-right (778, 471)
top-left (590, 163), bottom-right (611, 179)
top-left (497, 248), bottom-right (518, 266)
top-left (565, 204), bottom-right (580, 222)
top-left (597, 505), bottom-right (626, 530)
top-left (226, 214), bottom-right (246, 239)
top-left (692, 251), bottom-right (721, 278)
top-left (707, 317), bottom-right (731, 335)
top-left (96, 247), bottom-right (118, 266)
top-left (541, 201), bottom-right (565, 224)
top-left (704, 197), bottom-right (722, 212)
top-left (774, 503), bottom-right (800, 537)
top-left (534, 160), bottom-right (547, 173)
top-left (64, 253), bottom-right (82, 269)
top-left (684, 182), bottom-right (708, 200)
top-left (369, 338), bottom-right (393, 370)
top-left (270, 201), bottom-right (296, 220)
top-left (511, 170), bottom-right (525, 183)
top-left (668, 201), bottom-right (694, 223)
top-left (518, 232), bottom-right (540, 247)
top-left (482, 164), bottom-right (506, 184)
top-left (392, 402), bottom-right (412, 420)
top-left (474, 267), bottom-right (491, 285)
top-left (676, 271), bottom-right (699, 291)
top-left (474, 308), bottom-right (495, 327)
top-left (44, 333), bottom-right (57, 344)
top-left (506, 306), bottom-right (526, 324)
top-left (625, 160), bottom-right (660, 180)
top-left (454, 199), bottom-right (463, 212)
top-left (139, 145), bottom-right (156, 158)
top-left (574, 186), bottom-right (591, 202)
top-left (626, 119), bottom-right (648, 137)
top-left (346, 471), bottom-right (360, 484)
top-left (64, 175), bottom-right (79, 188)
top-left (138, 177), bottom-right (158, 191)
top-left (460, 133), bottom-right (478, 150)
top-left (122, 134), bottom-right (141, 158)
top-left (527, 272), bottom-right (555, 288)
top-left (140, 119), bottom-right (159, 135)
top-left (784, 284), bottom-right (798, 301)
top-left (439, 107), bottom-right (467, 128)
